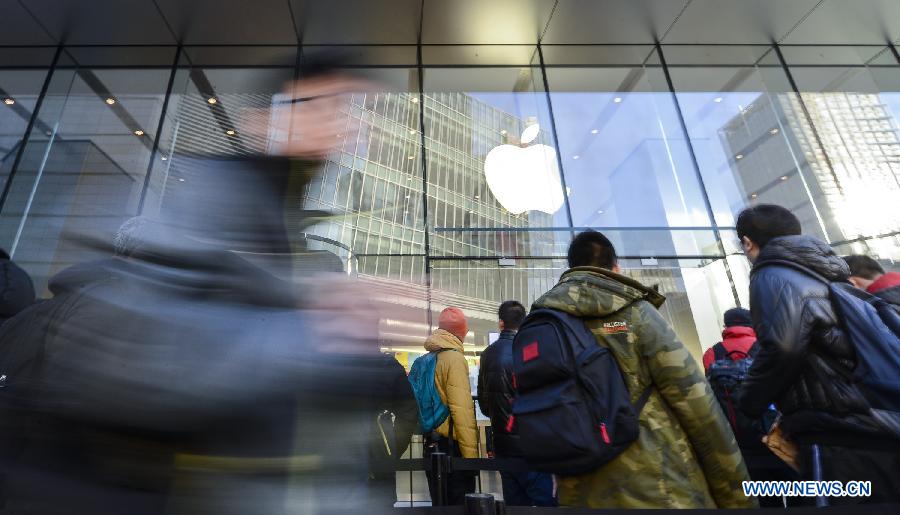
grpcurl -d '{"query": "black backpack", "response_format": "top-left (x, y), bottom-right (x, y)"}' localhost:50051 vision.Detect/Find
top-left (706, 343), bottom-right (769, 450)
top-left (511, 309), bottom-right (651, 475)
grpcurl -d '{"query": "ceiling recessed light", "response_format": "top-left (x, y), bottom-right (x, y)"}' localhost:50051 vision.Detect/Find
top-left (134, 129), bottom-right (144, 136)
top-left (770, 128), bottom-right (779, 135)
top-left (225, 129), bottom-right (236, 136)
top-left (408, 155), bottom-right (415, 160)
top-left (207, 97), bottom-right (218, 105)
top-left (597, 209), bottom-right (604, 214)
top-left (177, 178), bottom-right (185, 182)
top-left (474, 195), bottom-right (480, 200)
top-left (735, 154), bottom-right (743, 160)
top-left (410, 97), bottom-right (419, 103)
top-left (613, 97), bottom-right (622, 103)
top-left (160, 156), bottom-right (168, 161)
top-left (105, 97), bottom-right (116, 105)
top-left (780, 175), bottom-right (788, 181)
top-left (714, 97), bottom-right (723, 103)
top-left (751, 193), bottom-right (758, 198)
top-left (409, 129), bottom-right (416, 134)
top-left (573, 155), bottom-right (580, 160)
top-left (3, 98), bottom-right (15, 105)
top-left (500, 129), bottom-right (507, 135)
top-left (590, 129), bottom-right (598, 134)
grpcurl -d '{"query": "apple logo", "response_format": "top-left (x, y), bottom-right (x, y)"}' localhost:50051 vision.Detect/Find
top-left (483, 123), bottom-right (565, 215)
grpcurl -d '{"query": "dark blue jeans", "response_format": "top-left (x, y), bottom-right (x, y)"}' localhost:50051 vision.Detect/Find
top-left (500, 469), bottom-right (556, 507)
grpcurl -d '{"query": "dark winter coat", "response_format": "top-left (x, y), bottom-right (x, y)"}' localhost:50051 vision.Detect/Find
top-left (477, 329), bottom-right (520, 457)
top-left (0, 254), bottom-right (35, 324)
top-left (737, 235), bottom-right (895, 447)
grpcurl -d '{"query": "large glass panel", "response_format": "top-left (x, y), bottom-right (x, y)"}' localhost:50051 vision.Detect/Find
top-left (0, 51), bottom-right (173, 294)
top-left (544, 52), bottom-right (724, 260)
top-left (430, 257), bottom-right (567, 350)
top-left (783, 50), bottom-right (900, 256)
top-left (422, 52), bottom-right (569, 265)
top-left (297, 64), bottom-right (424, 256)
top-left (667, 61), bottom-right (838, 241)
top-left (0, 69), bottom-right (50, 194)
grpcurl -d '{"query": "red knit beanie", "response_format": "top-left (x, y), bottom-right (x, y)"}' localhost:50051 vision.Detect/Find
top-left (438, 307), bottom-right (468, 342)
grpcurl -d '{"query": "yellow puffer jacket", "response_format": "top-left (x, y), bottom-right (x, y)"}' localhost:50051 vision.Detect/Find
top-left (424, 329), bottom-right (478, 458)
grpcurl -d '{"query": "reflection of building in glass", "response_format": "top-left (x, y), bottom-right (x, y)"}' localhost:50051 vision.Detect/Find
top-left (298, 92), bottom-right (555, 350)
top-left (720, 91), bottom-right (900, 245)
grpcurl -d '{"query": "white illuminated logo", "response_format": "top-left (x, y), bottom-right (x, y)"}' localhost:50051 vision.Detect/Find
top-left (483, 124), bottom-right (565, 215)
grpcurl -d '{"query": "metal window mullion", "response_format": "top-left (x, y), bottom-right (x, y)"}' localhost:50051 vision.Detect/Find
top-left (655, 42), bottom-right (742, 308)
top-left (138, 45), bottom-right (182, 214)
top-left (0, 44), bottom-right (63, 213)
top-left (536, 43), bottom-right (575, 231)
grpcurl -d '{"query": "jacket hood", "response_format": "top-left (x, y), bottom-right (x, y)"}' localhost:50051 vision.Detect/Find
top-left (723, 325), bottom-right (755, 340)
top-left (425, 329), bottom-right (464, 352)
top-left (754, 235), bottom-right (849, 282)
top-left (532, 266), bottom-right (665, 318)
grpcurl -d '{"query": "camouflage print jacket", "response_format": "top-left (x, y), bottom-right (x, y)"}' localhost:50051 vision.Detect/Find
top-left (532, 267), bottom-right (755, 509)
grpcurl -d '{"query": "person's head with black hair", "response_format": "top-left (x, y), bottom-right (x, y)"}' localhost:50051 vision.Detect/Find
top-left (843, 254), bottom-right (885, 290)
top-left (498, 300), bottom-right (526, 332)
top-left (735, 204), bottom-right (801, 263)
top-left (567, 230), bottom-right (620, 272)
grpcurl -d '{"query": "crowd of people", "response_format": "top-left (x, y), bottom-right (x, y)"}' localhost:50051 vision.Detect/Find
top-left (0, 62), bottom-right (898, 513)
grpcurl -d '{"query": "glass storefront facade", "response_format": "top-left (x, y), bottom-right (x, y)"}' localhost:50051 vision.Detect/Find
top-left (3, 44), bottom-right (900, 365)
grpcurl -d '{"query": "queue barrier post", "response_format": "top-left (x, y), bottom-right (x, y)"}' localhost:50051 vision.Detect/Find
top-left (464, 493), bottom-right (495, 515)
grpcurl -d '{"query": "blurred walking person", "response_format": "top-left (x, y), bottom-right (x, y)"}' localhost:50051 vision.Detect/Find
top-left (736, 204), bottom-right (900, 505)
top-left (478, 300), bottom-right (555, 506)
top-left (0, 60), bottom-right (392, 515)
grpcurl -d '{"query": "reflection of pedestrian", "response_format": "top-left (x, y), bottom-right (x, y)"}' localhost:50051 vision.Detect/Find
top-left (0, 249), bottom-right (35, 326)
top-left (478, 300), bottom-right (555, 506)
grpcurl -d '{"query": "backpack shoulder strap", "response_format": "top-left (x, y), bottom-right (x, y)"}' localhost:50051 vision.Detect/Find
top-left (712, 342), bottom-right (727, 361)
top-left (635, 385), bottom-right (653, 412)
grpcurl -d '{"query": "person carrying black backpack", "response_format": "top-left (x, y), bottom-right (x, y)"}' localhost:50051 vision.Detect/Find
top-left (704, 307), bottom-right (794, 507)
top-left (736, 204), bottom-right (900, 505)
top-left (519, 231), bottom-right (753, 509)
top-left (477, 300), bottom-right (556, 507)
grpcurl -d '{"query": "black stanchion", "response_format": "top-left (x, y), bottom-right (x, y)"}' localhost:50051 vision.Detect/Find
top-left (494, 499), bottom-right (506, 515)
top-left (430, 451), bottom-right (449, 506)
top-left (464, 493), bottom-right (495, 514)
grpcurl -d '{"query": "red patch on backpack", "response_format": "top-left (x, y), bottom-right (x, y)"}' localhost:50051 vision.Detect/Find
top-left (522, 341), bottom-right (539, 362)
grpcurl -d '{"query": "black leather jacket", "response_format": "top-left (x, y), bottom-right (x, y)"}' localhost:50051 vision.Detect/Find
top-left (738, 235), bottom-right (895, 447)
top-left (477, 329), bottom-right (520, 456)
